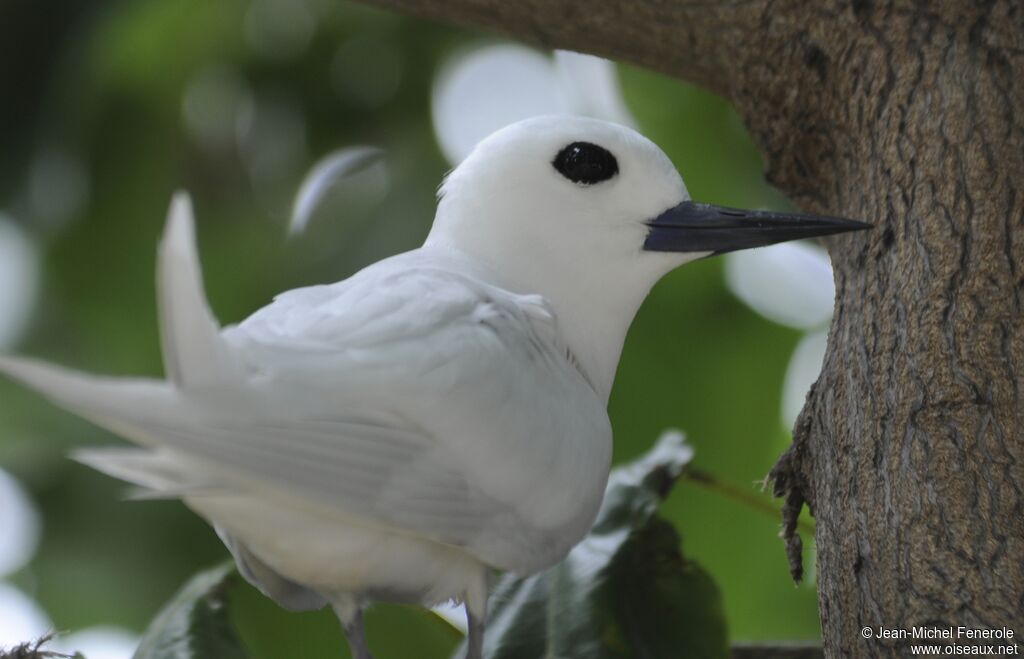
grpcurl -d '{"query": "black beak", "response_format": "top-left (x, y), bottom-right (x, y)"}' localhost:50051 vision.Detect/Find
top-left (643, 201), bottom-right (872, 254)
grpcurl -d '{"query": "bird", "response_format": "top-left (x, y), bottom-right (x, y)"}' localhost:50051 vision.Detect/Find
top-left (0, 116), bottom-right (868, 658)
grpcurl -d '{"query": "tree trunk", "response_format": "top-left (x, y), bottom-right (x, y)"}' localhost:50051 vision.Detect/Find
top-left (354, 0), bottom-right (1024, 655)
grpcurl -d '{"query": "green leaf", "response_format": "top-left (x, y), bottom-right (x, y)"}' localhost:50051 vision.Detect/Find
top-left (462, 432), bottom-right (729, 659)
top-left (134, 562), bottom-right (249, 659)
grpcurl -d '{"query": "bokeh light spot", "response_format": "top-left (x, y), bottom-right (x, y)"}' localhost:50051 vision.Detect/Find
top-left (432, 45), bottom-right (562, 165)
top-left (431, 46), bottom-right (636, 166)
top-left (781, 328), bottom-right (829, 429)
top-left (182, 66), bottom-right (253, 152)
top-left (0, 469), bottom-right (41, 578)
top-left (289, 147), bottom-right (388, 236)
top-left (724, 241), bottom-right (835, 330)
top-left (28, 148), bottom-right (89, 230)
top-left (553, 51), bottom-right (635, 127)
top-left (0, 215), bottom-right (40, 350)
top-left (0, 583), bottom-right (52, 646)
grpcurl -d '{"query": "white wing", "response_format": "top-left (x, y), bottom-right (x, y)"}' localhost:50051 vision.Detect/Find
top-left (216, 251), bottom-right (613, 572)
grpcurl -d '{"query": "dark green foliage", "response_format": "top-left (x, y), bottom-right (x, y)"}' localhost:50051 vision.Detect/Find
top-left (133, 564), bottom-right (248, 659)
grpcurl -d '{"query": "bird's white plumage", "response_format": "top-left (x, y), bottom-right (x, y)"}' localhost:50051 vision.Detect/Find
top-left (221, 251), bottom-right (612, 569)
top-left (0, 243), bottom-right (611, 583)
top-left (0, 116), bottom-right (709, 654)
top-left (157, 192), bottom-right (242, 388)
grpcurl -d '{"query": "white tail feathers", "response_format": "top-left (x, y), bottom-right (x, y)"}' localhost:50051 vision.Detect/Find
top-left (72, 447), bottom-right (219, 499)
top-left (0, 354), bottom-right (177, 447)
top-left (157, 192), bottom-right (241, 388)
top-left (0, 191), bottom-right (250, 496)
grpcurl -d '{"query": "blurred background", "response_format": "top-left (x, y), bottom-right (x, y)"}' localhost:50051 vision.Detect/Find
top-left (0, 0), bottom-right (833, 656)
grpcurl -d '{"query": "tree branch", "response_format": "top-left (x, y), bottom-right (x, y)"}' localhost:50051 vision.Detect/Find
top-left (356, 0), bottom-right (770, 98)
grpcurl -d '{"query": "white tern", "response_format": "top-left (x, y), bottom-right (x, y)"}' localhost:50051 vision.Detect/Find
top-left (0, 116), bottom-right (867, 658)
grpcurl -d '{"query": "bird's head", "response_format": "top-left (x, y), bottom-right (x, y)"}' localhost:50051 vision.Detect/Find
top-left (429, 116), bottom-right (688, 285)
top-left (425, 116), bottom-right (868, 398)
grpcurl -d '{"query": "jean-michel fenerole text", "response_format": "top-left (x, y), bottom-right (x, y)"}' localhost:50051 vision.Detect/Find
top-left (869, 627), bottom-right (1016, 641)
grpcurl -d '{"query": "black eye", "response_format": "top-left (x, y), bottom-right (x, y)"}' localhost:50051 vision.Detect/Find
top-left (552, 142), bottom-right (619, 185)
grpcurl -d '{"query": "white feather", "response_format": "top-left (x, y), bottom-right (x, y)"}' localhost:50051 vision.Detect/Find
top-left (157, 192), bottom-right (241, 388)
top-left (0, 355), bottom-right (177, 440)
top-left (71, 447), bottom-right (221, 499)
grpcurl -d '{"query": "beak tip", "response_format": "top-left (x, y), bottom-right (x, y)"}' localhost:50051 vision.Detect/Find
top-left (831, 217), bottom-right (874, 233)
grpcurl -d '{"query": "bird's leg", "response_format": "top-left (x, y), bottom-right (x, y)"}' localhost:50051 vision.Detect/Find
top-left (465, 603), bottom-right (485, 659)
top-left (464, 571), bottom-right (489, 659)
top-left (334, 598), bottom-right (374, 659)
top-left (343, 609), bottom-right (373, 659)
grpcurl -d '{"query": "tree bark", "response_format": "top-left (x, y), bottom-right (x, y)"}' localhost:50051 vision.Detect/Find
top-left (352, 0), bottom-right (1024, 656)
